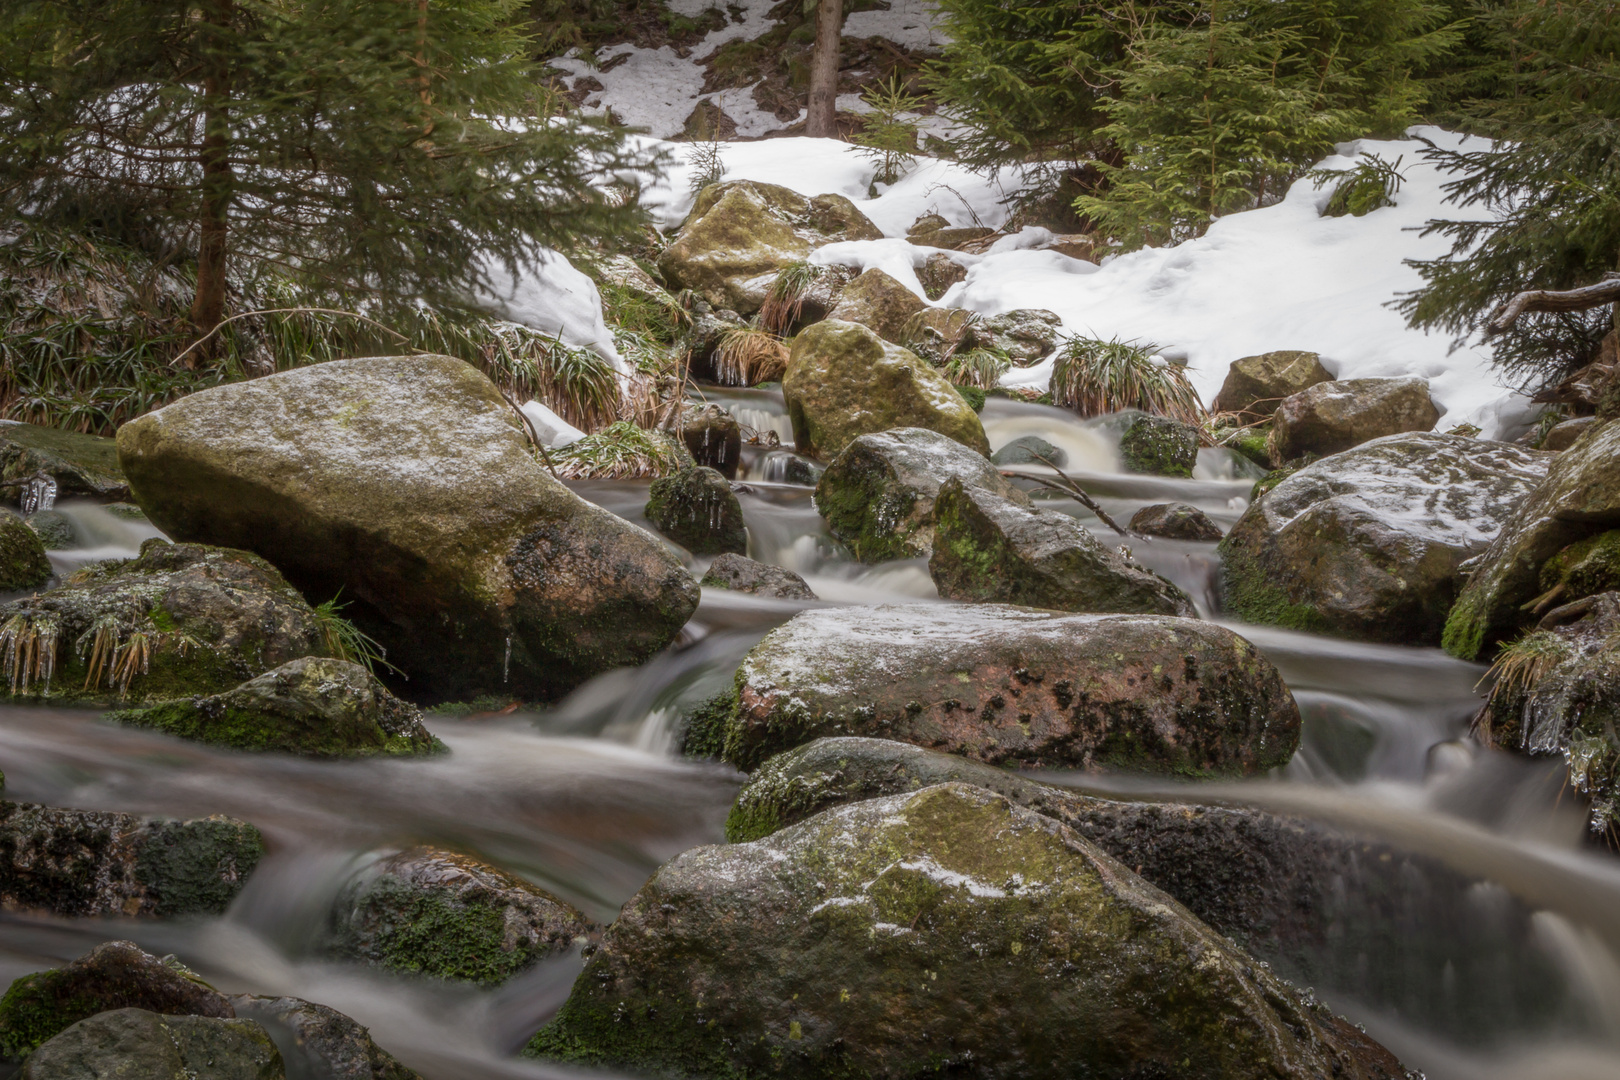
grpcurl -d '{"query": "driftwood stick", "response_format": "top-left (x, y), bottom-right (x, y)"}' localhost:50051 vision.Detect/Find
top-left (1486, 274), bottom-right (1620, 336)
top-left (1000, 454), bottom-right (1133, 538)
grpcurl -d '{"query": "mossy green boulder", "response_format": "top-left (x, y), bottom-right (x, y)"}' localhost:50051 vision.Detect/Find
top-left (0, 420), bottom-right (130, 501)
top-left (929, 478), bottom-right (1195, 615)
top-left (815, 427), bottom-right (1027, 563)
top-left (1222, 433), bottom-right (1550, 645)
top-left (1444, 418), bottom-right (1620, 659)
top-left (0, 510), bottom-right (51, 591)
top-left (644, 466), bottom-right (747, 556)
top-left (783, 321), bottom-right (990, 459)
top-left (823, 267), bottom-right (926, 345)
top-left (24, 510), bottom-right (76, 551)
top-left (323, 847), bottom-right (596, 985)
top-left (1211, 350), bottom-right (1333, 418)
top-left (0, 804), bottom-right (264, 918)
top-left (1119, 413), bottom-right (1199, 477)
top-left (108, 657), bottom-right (443, 757)
top-left (528, 782), bottom-right (1406, 1080)
top-left (116, 354), bottom-right (699, 700)
top-left (0, 540), bottom-right (330, 706)
top-left (716, 602), bottom-right (1299, 774)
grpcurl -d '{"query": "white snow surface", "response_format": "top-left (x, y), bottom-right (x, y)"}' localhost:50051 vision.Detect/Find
top-left (844, 0), bottom-right (946, 51)
top-left (478, 247), bottom-right (629, 374)
top-left (517, 400), bottom-right (586, 447)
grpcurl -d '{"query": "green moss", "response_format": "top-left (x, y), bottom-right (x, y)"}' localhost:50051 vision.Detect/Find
top-left (1249, 466), bottom-right (1297, 501)
top-left (350, 880), bottom-right (532, 986)
top-left (1217, 537), bottom-right (1332, 635)
top-left (1225, 428), bottom-right (1272, 469)
top-left (135, 818), bottom-right (266, 917)
top-left (0, 514), bottom-right (51, 591)
top-left (1441, 586), bottom-right (1491, 661)
top-left (1540, 529), bottom-right (1620, 600)
top-left (0, 974), bottom-right (101, 1058)
top-left (683, 687), bottom-right (737, 760)
top-left (428, 694), bottom-right (520, 717)
top-left (1119, 415), bottom-right (1198, 477)
top-left (955, 385), bottom-right (986, 413)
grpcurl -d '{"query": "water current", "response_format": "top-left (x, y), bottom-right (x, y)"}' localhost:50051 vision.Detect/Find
top-left (3, 394), bottom-right (1619, 1080)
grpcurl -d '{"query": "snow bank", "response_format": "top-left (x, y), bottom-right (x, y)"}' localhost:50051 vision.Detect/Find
top-left (478, 248), bottom-right (629, 375)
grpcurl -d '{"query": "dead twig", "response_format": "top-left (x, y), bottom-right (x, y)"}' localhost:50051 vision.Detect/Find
top-left (1486, 273), bottom-right (1620, 337)
top-left (1001, 451), bottom-right (1133, 538)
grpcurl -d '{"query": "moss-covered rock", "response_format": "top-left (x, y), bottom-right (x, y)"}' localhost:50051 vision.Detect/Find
top-left (0, 941), bottom-right (235, 1060)
top-left (718, 602), bottom-right (1299, 775)
top-left (680, 404), bottom-right (742, 479)
top-left (783, 321), bottom-right (990, 459)
top-left (699, 553), bottom-right (815, 600)
top-left (230, 996), bottom-right (422, 1080)
top-left (645, 467), bottom-right (748, 556)
top-left (929, 479), bottom-right (1195, 616)
top-left (22, 1008), bottom-right (283, 1080)
top-left (1221, 433), bottom-right (1551, 645)
top-left (823, 267), bottom-right (926, 345)
top-left (0, 540), bottom-right (329, 706)
top-left (814, 428), bottom-right (1027, 563)
top-left (108, 657), bottom-right (443, 758)
top-left (117, 355), bottom-right (699, 700)
top-left (658, 182), bottom-right (881, 314)
top-left (527, 783), bottom-right (1406, 1080)
top-left (323, 847), bottom-right (596, 986)
top-left (0, 420), bottom-right (130, 501)
top-left (24, 511), bottom-right (76, 551)
top-left (1119, 413), bottom-right (1199, 477)
top-left (1222, 425), bottom-right (1274, 469)
top-left (1269, 376), bottom-right (1440, 461)
top-left (1129, 501), bottom-right (1224, 541)
top-left (0, 510), bottom-right (51, 591)
top-left (1445, 419), bottom-right (1620, 659)
top-left (1211, 350), bottom-right (1333, 419)
top-left (0, 803), bottom-right (263, 919)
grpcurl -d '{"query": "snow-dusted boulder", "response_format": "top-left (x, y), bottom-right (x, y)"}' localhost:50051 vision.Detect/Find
top-left (1212, 350), bottom-right (1333, 418)
top-left (1220, 432), bottom-right (1551, 645)
top-left (1269, 376), bottom-right (1440, 461)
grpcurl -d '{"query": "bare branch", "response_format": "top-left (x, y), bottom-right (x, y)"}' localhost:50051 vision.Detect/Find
top-left (1486, 273), bottom-right (1620, 336)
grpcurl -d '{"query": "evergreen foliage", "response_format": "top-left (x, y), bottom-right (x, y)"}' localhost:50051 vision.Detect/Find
top-left (1400, 0), bottom-right (1620, 392)
top-left (851, 76), bottom-right (924, 186)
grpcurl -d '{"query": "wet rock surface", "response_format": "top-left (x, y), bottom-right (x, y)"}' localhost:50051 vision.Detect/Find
top-left (528, 782), bottom-right (1405, 1080)
top-left (22, 1008), bottom-right (284, 1080)
top-left (814, 428), bottom-right (1027, 563)
top-left (990, 434), bottom-right (1065, 467)
top-left (699, 553), bottom-right (815, 600)
top-left (929, 479), bottom-right (1195, 616)
top-left (1212, 350), bottom-right (1334, 418)
top-left (117, 355), bottom-right (699, 701)
top-left (0, 510), bottom-right (51, 591)
top-left (231, 996), bottom-right (422, 1080)
top-left (1119, 413), bottom-right (1200, 477)
top-left (108, 657), bottom-right (443, 758)
top-left (1222, 433), bottom-right (1551, 645)
top-left (644, 466), bottom-right (748, 556)
top-left (783, 321), bottom-right (989, 459)
top-left (323, 846), bottom-right (596, 986)
top-left (680, 404), bottom-right (742, 478)
top-left (23, 510), bottom-right (75, 551)
top-left (968, 309), bottom-right (1063, 363)
top-left (717, 603), bottom-right (1299, 774)
top-left (916, 251), bottom-right (966, 300)
top-left (823, 267), bottom-right (926, 345)
top-left (1130, 501), bottom-right (1224, 541)
top-left (1270, 376), bottom-right (1440, 461)
top-left (0, 420), bottom-right (130, 501)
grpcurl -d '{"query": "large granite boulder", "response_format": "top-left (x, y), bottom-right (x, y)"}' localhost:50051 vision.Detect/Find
top-left (0, 803), bottom-right (263, 919)
top-left (929, 479), bottom-right (1195, 616)
top-left (814, 428), bottom-right (1027, 563)
top-left (1221, 433), bottom-right (1552, 645)
top-left (823, 267), bottom-right (926, 345)
top-left (1269, 376), bottom-right (1440, 461)
top-left (21, 1009), bottom-right (283, 1080)
top-left (528, 783), bottom-right (1405, 1080)
top-left (1212, 351), bottom-right (1334, 418)
top-left (0, 540), bottom-right (330, 706)
top-left (699, 553), bottom-right (816, 600)
top-left (117, 355), bottom-right (699, 700)
top-left (645, 466), bottom-right (748, 556)
top-left (0, 510), bottom-right (51, 591)
top-left (108, 657), bottom-right (443, 758)
top-left (0, 420), bottom-right (130, 501)
top-left (658, 181), bottom-right (881, 314)
top-left (323, 847), bottom-right (596, 986)
top-left (712, 603), bottom-right (1299, 774)
top-left (1445, 418), bottom-right (1620, 659)
top-left (783, 321), bottom-right (989, 459)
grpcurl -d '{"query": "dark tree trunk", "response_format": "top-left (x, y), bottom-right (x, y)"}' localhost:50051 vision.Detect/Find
top-left (805, 0), bottom-right (841, 139)
top-left (189, 0), bottom-right (235, 342)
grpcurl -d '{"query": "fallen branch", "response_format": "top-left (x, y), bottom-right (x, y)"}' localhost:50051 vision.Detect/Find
top-left (1486, 273), bottom-right (1620, 336)
top-left (0, 471), bottom-right (51, 492)
top-left (171, 307), bottom-right (411, 368)
top-left (1001, 452), bottom-right (1134, 538)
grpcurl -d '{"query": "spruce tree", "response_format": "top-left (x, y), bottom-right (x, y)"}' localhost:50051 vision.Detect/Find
top-left (0, 0), bottom-right (650, 337)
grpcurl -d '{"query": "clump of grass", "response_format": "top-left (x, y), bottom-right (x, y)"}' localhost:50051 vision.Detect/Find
top-left (758, 261), bottom-right (824, 335)
top-left (313, 594), bottom-right (398, 677)
top-left (1, 612), bottom-right (61, 695)
top-left (552, 421), bottom-right (688, 480)
top-left (1050, 336), bottom-right (1203, 423)
top-left (1483, 629), bottom-right (1574, 703)
top-left (942, 347), bottom-right (1010, 390)
top-left (713, 326), bottom-right (790, 386)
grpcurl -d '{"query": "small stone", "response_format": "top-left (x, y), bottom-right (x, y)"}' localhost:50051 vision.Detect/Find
top-left (1130, 502), bottom-right (1223, 541)
top-left (680, 404), bottom-right (742, 479)
top-left (645, 466), bottom-right (748, 556)
top-left (1542, 416), bottom-right (1596, 451)
top-left (967, 309), bottom-right (1063, 363)
top-left (916, 252), bottom-right (966, 301)
top-left (230, 996), bottom-right (424, 1080)
top-left (1119, 414), bottom-right (1199, 477)
top-left (990, 435), bottom-right (1066, 467)
top-left (700, 553), bottom-right (816, 600)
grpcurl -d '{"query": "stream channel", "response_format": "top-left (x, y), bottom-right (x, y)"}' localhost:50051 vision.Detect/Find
top-left (3, 392), bottom-right (1620, 1080)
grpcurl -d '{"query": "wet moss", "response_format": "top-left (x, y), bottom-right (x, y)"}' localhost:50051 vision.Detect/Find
top-left (1119, 414), bottom-right (1197, 477)
top-left (0, 512), bottom-right (52, 591)
top-left (1217, 536), bottom-right (1332, 635)
top-left (0, 977), bottom-right (102, 1059)
top-left (135, 817), bottom-right (266, 917)
top-left (683, 686), bottom-right (737, 760)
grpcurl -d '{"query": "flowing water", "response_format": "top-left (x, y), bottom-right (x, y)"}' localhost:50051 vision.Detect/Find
top-left (4, 395), bottom-right (1620, 1079)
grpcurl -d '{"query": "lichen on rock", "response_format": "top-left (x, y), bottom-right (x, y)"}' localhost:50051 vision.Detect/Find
top-left (0, 510), bottom-right (51, 592)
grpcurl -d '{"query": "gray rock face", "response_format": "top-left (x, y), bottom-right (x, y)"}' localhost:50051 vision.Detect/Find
top-left (231, 997), bottom-right (422, 1080)
top-left (324, 846), bottom-right (596, 986)
top-left (109, 657), bottom-right (443, 758)
top-left (0, 804), bottom-right (264, 919)
top-left (1270, 376), bottom-right (1440, 460)
top-left (916, 252), bottom-right (966, 301)
top-left (784, 321), bottom-right (989, 459)
top-left (527, 783), bottom-right (1405, 1080)
top-left (1212, 351), bottom-right (1334, 418)
top-left (716, 602), bottom-right (1299, 775)
top-left (823, 267), bottom-right (926, 345)
top-left (815, 428), bottom-right (1028, 563)
top-left (1119, 414), bottom-right (1200, 477)
top-left (0, 509), bottom-right (51, 591)
top-left (1221, 432), bottom-right (1552, 645)
top-left (990, 435), bottom-right (1066, 467)
top-left (1130, 502), bottom-right (1224, 541)
top-left (645, 466), bottom-right (748, 556)
top-left (116, 355), bottom-right (698, 701)
top-left (700, 553), bottom-right (816, 600)
top-left (681, 404), bottom-right (742, 479)
top-left (22, 1009), bottom-right (283, 1080)
top-left (0, 420), bottom-right (130, 501)
top-left (657, 181), bottom-right (881, 314)
top-left (929, 479), bottom-right (1195, 616)
top-left (24, 510), bottom-right (75, 551)
top-left (969, 309), bottom-right (1063, 363)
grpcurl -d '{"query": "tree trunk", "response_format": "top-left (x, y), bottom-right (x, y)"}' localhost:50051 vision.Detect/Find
top-left (805, 0), bottom-right (842, 138)
top-left (189, 0), bottom-right (235, 342)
